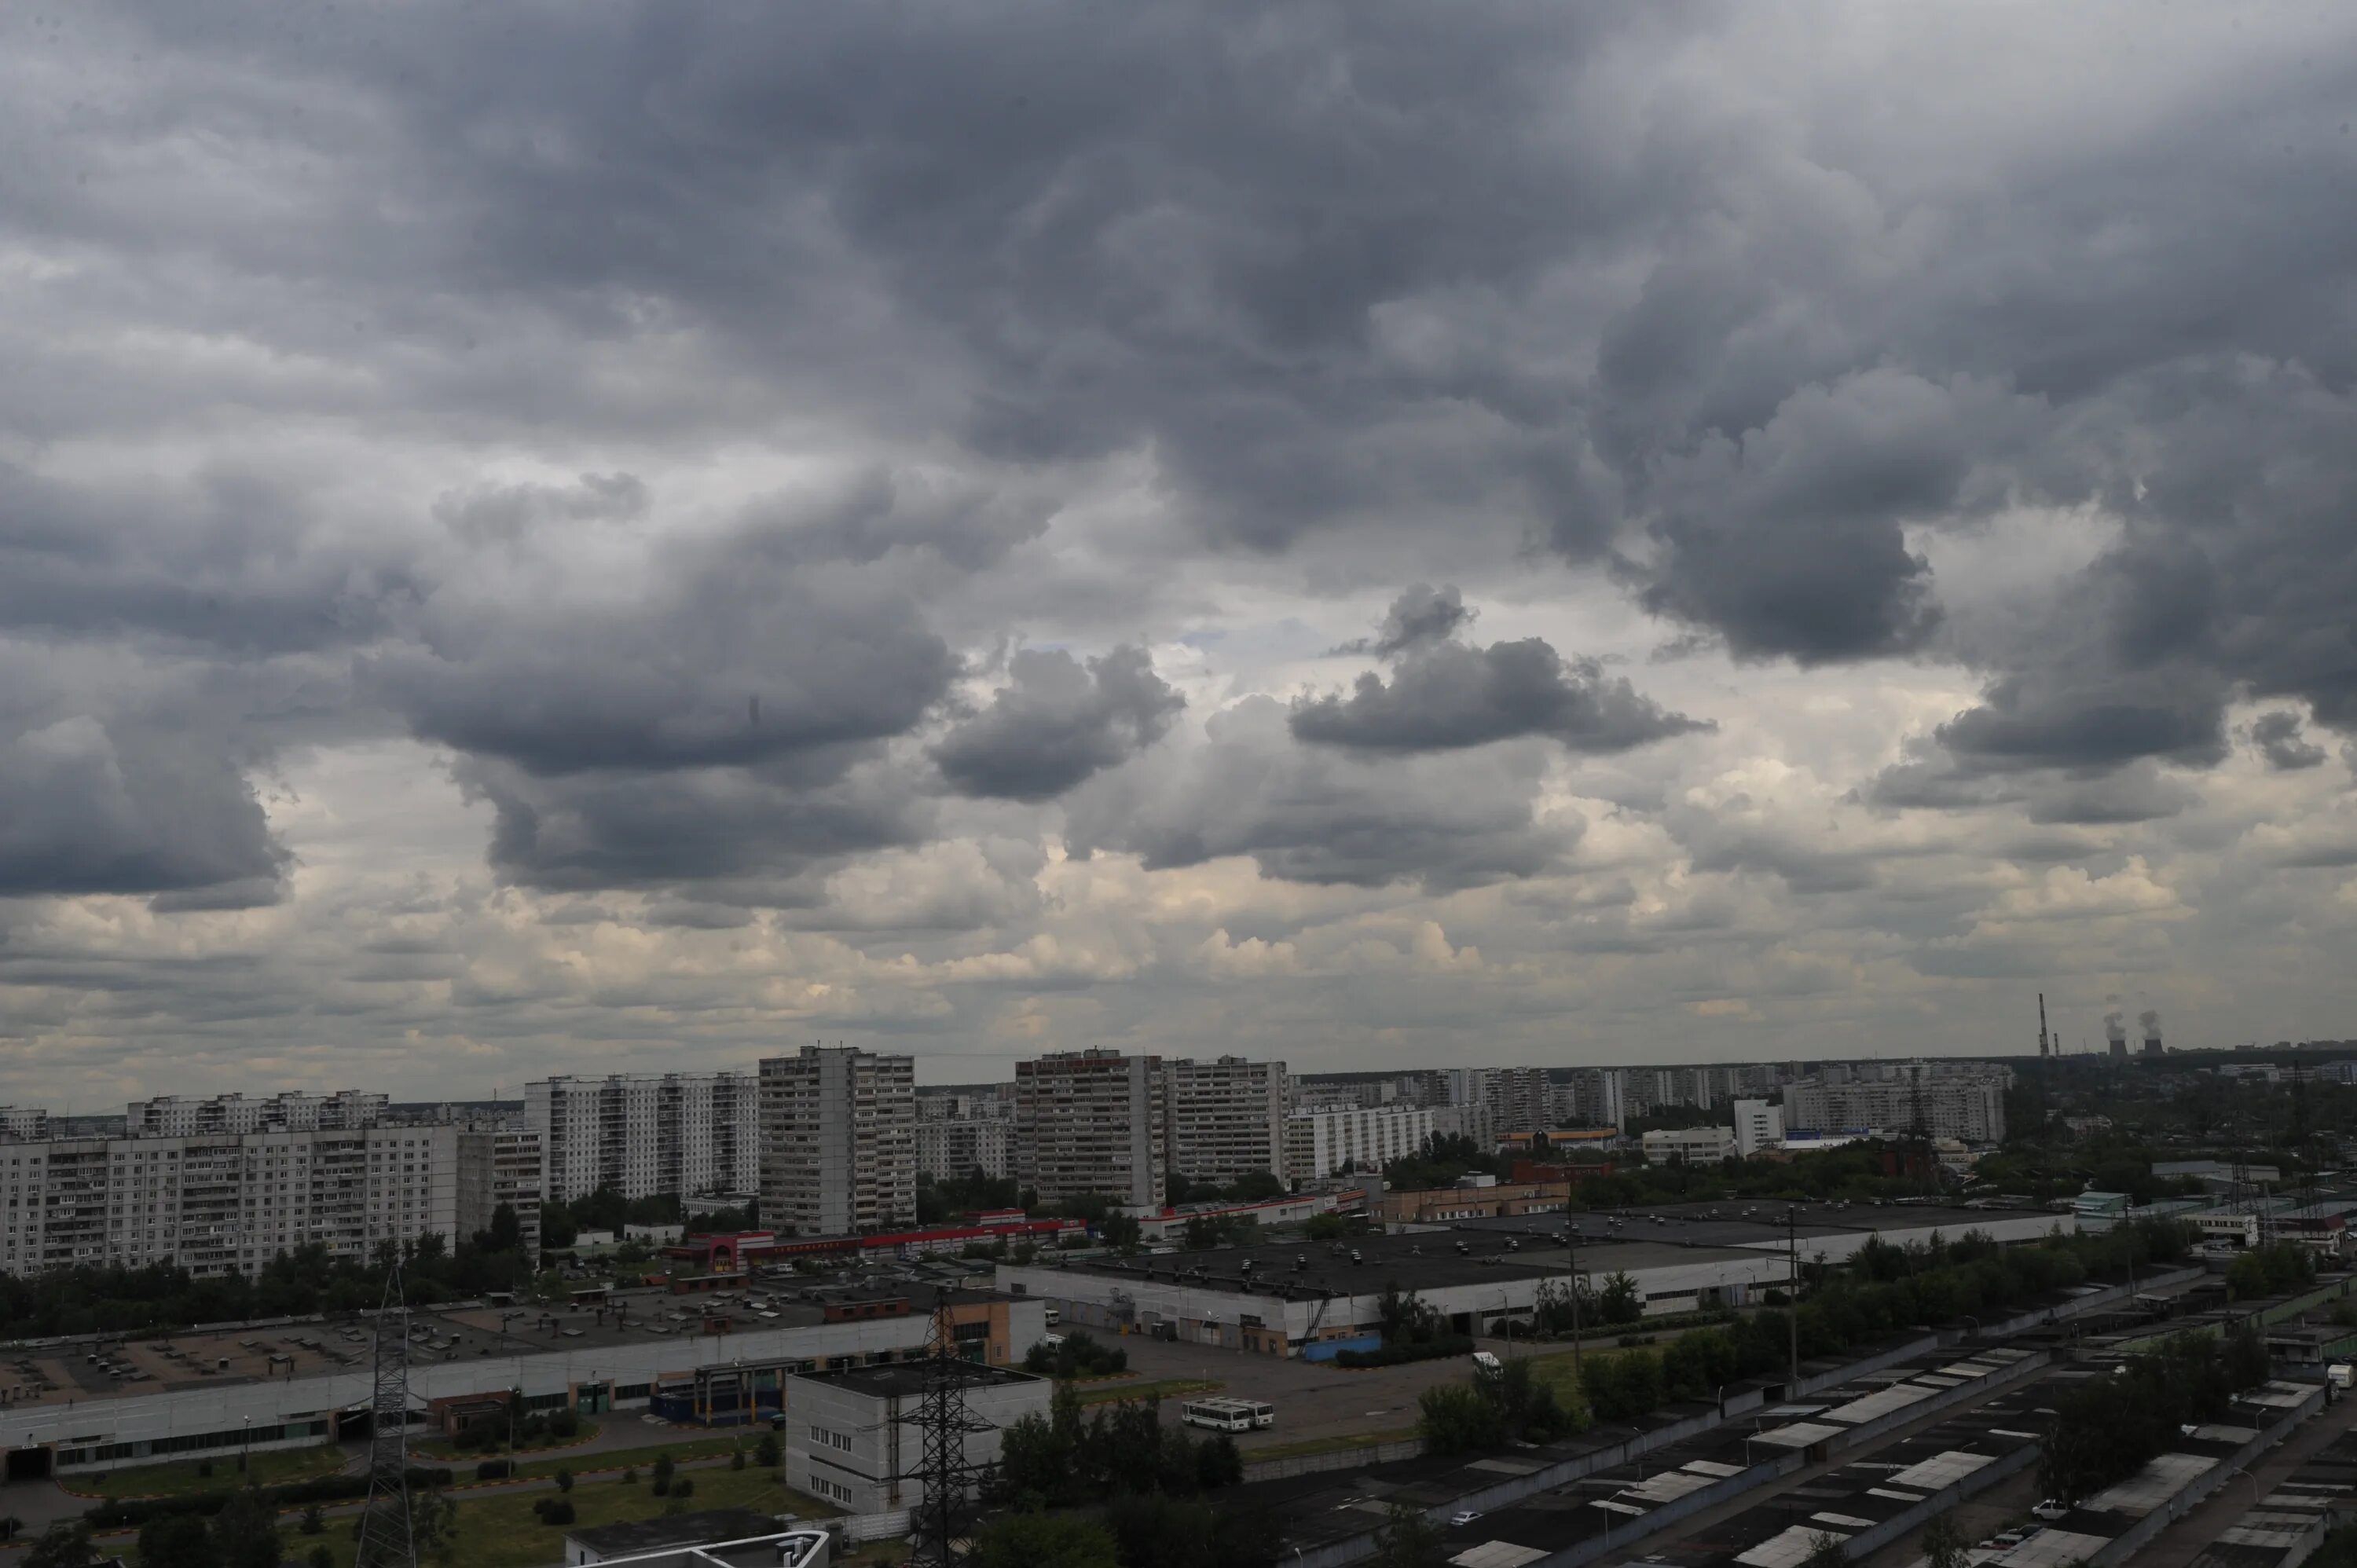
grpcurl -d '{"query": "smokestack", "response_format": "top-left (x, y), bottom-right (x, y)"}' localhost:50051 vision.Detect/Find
top-left (2140, 1008), bottom-right (2162, 1057)
top-left (2105, 1009), bottom-right (2128, 1058)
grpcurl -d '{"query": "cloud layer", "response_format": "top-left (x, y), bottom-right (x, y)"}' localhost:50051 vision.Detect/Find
top-left (3, 2), bottom-right (2356, 1100)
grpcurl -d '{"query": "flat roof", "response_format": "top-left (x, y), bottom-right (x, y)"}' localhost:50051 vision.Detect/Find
top-left (790, 1361), bottom-right (1042, 1400)
top-left (1043, 1229), bottom-right (1776, 1298)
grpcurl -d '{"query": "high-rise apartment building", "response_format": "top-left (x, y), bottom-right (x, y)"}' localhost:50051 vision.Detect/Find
top-left (0, 1107), bottom-right (48, 1141)
top-left (1014, 1053), bottom-right (1167, 1210)
top-left (1731, 1098), bottom-right (1785, 1157)
top-left (0, 1125), bottom-right (463, 1278)
top-left (1283, 1104), bottom-right (1435, 1182)
top-left (1162, 1057), bottom-right (1288, 1184)
top-left (523, 1072), bottom-right (759, 1204)
top-left (1782, 1062), bottom-right (2008, 1143)
top-left (915, 1116), bottom-right (1013, 1182)
top-left (125, 1090), bottom-right (389, 1138)
top-left (456, 1125), bottom-right (545, 1254)
top-left (758, 1047), bottom-right (917, 1236)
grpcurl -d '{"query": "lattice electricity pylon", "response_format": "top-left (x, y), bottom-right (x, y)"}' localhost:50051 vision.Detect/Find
top-left (354, 1257), bottom-right (416, 1568)
top-left (900, 1293), bottom-right (1000, 1568)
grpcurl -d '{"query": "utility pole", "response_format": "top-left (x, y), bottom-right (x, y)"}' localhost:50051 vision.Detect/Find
top-left (1565, 1216), bottom-right (1582, 1382)
top-left (903, 1290), bottom-right (997, 1568)
top-left (1787, 1207), bottom-right (1799, 1385)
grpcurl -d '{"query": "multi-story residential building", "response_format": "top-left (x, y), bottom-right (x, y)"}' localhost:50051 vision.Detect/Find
top-left (124, 1090), bottom-right (389, 1138)
top-left (1560, 1068), bottom-right (1629, 1132)
top-left (1731, 1098), bottom-right (1785, 1157)
top-left (0, 1107), bottom-right (48, 1141)
top-left (1162, 1057), bottom-right (1288, 1185)
top-left (1014, 1052), bottom-right (1167, 1210)
top-left (523, 1072), bottom-right (759, 1205)
top-left (1282, 1104), bottom-right (1435, 1182)
top-left (915, 1116), bottom-right (1013, 1182)
top-left (0, 1125), bottom-right (459, 1278)
top-left (1782, 1062), bottom-right (2009, 1143)
top-left (456, 1125), bottom-right (544, 1254)
top-left (757, 1047), bottom-right (917, 1236)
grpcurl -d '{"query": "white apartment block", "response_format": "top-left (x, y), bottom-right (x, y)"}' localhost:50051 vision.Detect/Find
top-left (1782, 1063), bottom-right (2008, 1143)
top-left (0, 1107), bottom-right (48, 1141)
top-left (1732, 1098), bottom-right (1785, 1157)
top-left (1163, 1056), bottom-right (1288, 1184)
top-left (757, 1047), bottom-right (917, 1236)
top-left (915, 1116), bottom-right (1013, 1182)
top-left (1, 1126), bottom-right (459, 1278)
top-left (523, 1072), bottom-right (759, 1205)
top-left (124, 1090), bottom-right (389, 1138)
top-left (1641, 1126), bottom-right (1736, 1165)
top-left (1014, 1052), bottom-right (1167, 1210)
top-left (456, 1126), bottom-right (545, 1255)
top-left (1283, 1104), bottom-right (1435, 1182)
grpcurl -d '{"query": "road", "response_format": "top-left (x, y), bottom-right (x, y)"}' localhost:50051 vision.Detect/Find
top-left (1098, 1332), bottom-right (1516, 1450)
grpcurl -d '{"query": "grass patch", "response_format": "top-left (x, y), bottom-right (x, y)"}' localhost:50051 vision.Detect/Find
top-left (275, 1457), bottom-right (840, 1568)
top-left (412, 1419), bottom-right (601, 1463)
top-left (508, 1431), bottom-right (748, 1480)
top-left (71, 1443), bottom-right (346, 1500)
top-left (1244, 1427), bottom-right (1420, 1464)
top-left (1073, 1378), bottom-right (1220, 1405)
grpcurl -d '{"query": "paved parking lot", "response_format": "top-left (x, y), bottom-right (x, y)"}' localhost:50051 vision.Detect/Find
top-left (1100, 1332), bottom-right (1504, 1449)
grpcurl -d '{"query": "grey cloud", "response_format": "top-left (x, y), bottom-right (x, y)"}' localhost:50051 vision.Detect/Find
top-left (434, 473), bottom-right (649, 545)
top-left (2251, 711), bottom-right (2328, 771)
top-left (1333, 584), bottom-right (1474, 657)
top-left (1292, 635), bottom-right (1710, 755)
top-left (1068, 697), bottom-right (1574, 890)
top-left (933, 645), bottom-right (1183, 801)
top-left (0, 715), bottom-right (286, 903)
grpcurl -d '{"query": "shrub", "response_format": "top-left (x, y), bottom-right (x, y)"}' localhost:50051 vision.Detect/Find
top-left (555, 1467), bottom-right (574, 1493)
top-left (475, 1460), bottom-right (511, 1481)
top-left (1332, 1333), bottom-right (1475, 1369)
top-left (731, 1448), bottom-right (746, 1471)
top-left (534, 1497), bottom-right (575, 1526)
top-left (309, 1549), bottom-right (333, 1568)
top-left (673, 1477), bottom-right (695, 1500)
top-left (621, 1467), bottom-right (637, 1485)
top-left (755, 1433), bottom-right (781, 1467)
top-left (299, 1503), bottom-right (324, 1535)
top-left (651, 1452), bottom-right (676, 1496)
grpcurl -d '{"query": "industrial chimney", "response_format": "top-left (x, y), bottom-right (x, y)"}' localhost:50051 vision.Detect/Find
top-left (2105, 1009), bottom-right (2128, 1058)
top-left (2140, 1009), bottom-right (2162, 1057)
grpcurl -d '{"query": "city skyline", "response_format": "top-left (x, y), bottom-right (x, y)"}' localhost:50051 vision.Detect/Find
top-left (6, 5), bottom-right (2357, 1105)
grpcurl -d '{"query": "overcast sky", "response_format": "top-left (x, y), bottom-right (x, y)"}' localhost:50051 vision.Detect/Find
top-left (5, 3), bottom-right (2356, 1107)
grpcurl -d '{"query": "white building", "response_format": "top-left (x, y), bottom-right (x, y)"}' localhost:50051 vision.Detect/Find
top-left (1641, 1126), bottom-right (1736, 1166)
top-left (1732, 1099), bottom-right (1785, 1157)
top-left (523, 1072), bottom-right (759, 1205)
top-left (757, 1046), bottom-right (917, 1235)
top-left (124, 1090), bottom-right (388, 1138)
top-left (1283, 1104), bottom-right (1435, 1181)
top-left (1164, 1056), bottom-right (1289, 1184)
top-left (915, 1116), bottom-right (1013, 1182)
top-left (456, 1125), bottom-right (544, 1255)
top-left (1014, 1052), bottom-right (1168, 1210)
top-left (1, 1125), bottom-right (458, 1278)
top-left (787, 1362), bottom-right (1050, 1515)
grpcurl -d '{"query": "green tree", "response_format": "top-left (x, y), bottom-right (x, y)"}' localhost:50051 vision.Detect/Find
top-left (139, 1515), bottom-right (222, 1568)
top-left (1369, 1503), bottom-right (1448, 1568)
top-left (755, 1431), bottom-right (781, 1467)
top-left (1598, 1271), bottom-right (1643, 1324)
top-left (1922, 1514), bottom-right (1968, 1568)
top-left (970, 1511), bottom-right (1120, 1568)
top-left (1802, 1533), bottom-right (1848, 1568)
top-left (299, 1502), bottom-right (325, 1535)
top-left (412, 1486), bottom-right (460, 1566)
top-left (651, 1449), bottom-right (677, 1495)
top-left (211, 1488), bottom-right (284, 1568)
top-left (22, 1522), bottom-right (95, 1568)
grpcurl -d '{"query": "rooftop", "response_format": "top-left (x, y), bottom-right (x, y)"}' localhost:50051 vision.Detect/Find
top-left (790, 1360), bottom-right (1043, 1400)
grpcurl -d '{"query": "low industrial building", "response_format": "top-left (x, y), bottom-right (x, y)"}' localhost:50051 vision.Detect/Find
top-left (996, 1200), bottom-right (2071, 1354)
top-left (786, 1361), bottom-right (1050, 1514)
top-left (563, 1509), bottom-right (830, 1566)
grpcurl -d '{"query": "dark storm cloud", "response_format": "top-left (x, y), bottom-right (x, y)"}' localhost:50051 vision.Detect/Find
top-left (1292, 632), bottom-right (1709, 755)
top-left (2251, 710), bottom-right (2328, 771)
top-left (1332, 584), bottom-right (1474, 658)
top-left (933, 645), bottom-right (1183, 801)
top-left (434, 473), bottom-right (649, 546)
top-left (1067, 697), bottom-right (1573, 890)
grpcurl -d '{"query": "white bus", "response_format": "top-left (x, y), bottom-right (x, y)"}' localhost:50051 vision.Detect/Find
top-left (1179, 1397), bottom-right (1269, 1433)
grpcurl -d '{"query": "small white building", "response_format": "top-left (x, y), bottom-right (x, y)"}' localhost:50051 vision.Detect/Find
top-left (564, 1508), bottom-right (830, 1566)
top-left (1642, 1126), bottom-right (1736, 1166)
top-left (787, 1361), bottom-right (1051, 1515)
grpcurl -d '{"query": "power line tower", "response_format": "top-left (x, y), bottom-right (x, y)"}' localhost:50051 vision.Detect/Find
top-left (354, 1258), bottom-right (416, 1568)
top-left (902, 1292), bottom-right (999, 1568)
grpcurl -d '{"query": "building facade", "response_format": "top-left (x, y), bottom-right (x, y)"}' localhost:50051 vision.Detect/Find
top-left (523, 1072), bottom-right (760, 1205)
top-left (124, 1090), bottom-right (389, 1138)
top-left (757, 1047), bottom-right (917, 1236)
top-left (456, 1126), bottom-right (545, 1255)
top-left (1014, 1052), bottom-right (1167, 1209)
top-left (1782, 1062), bottom-right (2008, 1143)
top-left (787, 1362), bottom-right (1050, 1515)
top-left (1731, 1098), bottom-right (1785, 1157)
top-left (0, 1107), bottom-right (49, 1141)
top-left (1, 1125), bottom-right (459, 1278)
top-left (1163, 1056), bottom-right (1288, 1184)
top-left (1282, 1104), bottom-right (1435, 1181)
top-left (914, 1116), bottom-right (1013, 1182)
top-left (1641, 1126), bottom-right (1736, 1165)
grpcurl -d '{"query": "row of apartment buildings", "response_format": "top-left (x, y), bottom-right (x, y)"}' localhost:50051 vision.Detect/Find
top-left (0, 1114), bottom-right (541, 1278)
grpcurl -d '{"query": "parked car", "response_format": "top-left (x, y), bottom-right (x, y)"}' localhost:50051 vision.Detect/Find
top-left (1450, 1511), bottom-right (1485, 1528)
top-left (2032, 1500), bottom-right (2068, 1522)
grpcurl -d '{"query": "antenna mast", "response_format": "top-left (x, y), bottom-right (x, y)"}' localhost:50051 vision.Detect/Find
top-left (2037, 994), bottom-right (2050, 1058)
top-left (354, 1258), bottom-right (417, 1568)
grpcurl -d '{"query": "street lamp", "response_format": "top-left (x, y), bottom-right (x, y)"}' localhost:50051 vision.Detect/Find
top-left (2230, 1467), bottom-right (2262, 1509)
top-left (240, 1416), bottom-right (251, 1474)
top-left (508, 1386), bottom-right (522, 1457)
